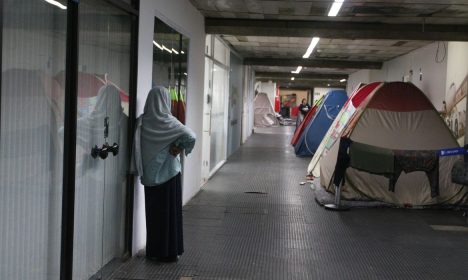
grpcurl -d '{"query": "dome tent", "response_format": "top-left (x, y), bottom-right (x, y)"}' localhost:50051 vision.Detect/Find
top-left (253, 92), bottom-right (279, 127)
top-left (318, 82), bottom-right (468, 207)
top-left (290, 95), bottom-right (324, 146)
top-left (294, 89), bottom-right (347, 157)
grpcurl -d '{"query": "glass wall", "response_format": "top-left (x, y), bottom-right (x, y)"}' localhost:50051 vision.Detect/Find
top-left (0, 1), bottom-right (67, 279)
top-left (72, 1), bottom-right (131, 279)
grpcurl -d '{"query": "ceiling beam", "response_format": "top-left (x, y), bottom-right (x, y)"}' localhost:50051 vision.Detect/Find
top-left (246, 58), bottom-right (382, 69)
top-left (255, 72), bottom-right (348, 80)
top-left (256, 78), bottom-right (345, 88)
top-left (206, 18), bottom-right (468, 41)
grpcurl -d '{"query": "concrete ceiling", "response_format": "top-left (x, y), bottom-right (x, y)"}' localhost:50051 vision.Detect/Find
top-left (191, 0), bottom-right (468, 24)
top-left (190, 0), bottom-right (468, 88)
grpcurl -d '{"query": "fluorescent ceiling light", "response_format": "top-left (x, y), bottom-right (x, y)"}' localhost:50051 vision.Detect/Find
top-left (328, 0), bottom-right (344, 17)
top-left (340, 79), bottom-right (347, 82)
top-left (44, 0), bottom-right (67, 9)
top-left (184, 73), bottom-right (188, 76)
top-left (153, 41), bottom-right (163, 50)
top-left (171, 48), bottom-right (179, 54)
top-left (303, 37), bottom-right (320, 58)
top-left (162, 45), bottom-right (173, 53)
top-left (291, 66), bottom-right (303, 74)
top-left (291, 77), bottom-right (295, 81)
top-left (181, 51), bottom-right (185, 54)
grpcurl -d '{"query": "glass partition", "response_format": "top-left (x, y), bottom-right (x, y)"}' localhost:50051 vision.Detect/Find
top-left (0, 1), bottom-right (67, 279)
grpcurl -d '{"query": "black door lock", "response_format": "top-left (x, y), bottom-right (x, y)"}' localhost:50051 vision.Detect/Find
top-left (91, 142), bottom-right (119, 159)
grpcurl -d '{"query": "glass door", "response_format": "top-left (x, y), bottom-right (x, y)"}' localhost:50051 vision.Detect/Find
top-left (210, 63), bottom-right (228, 172)
top-left (72, 1), bottom-right (131, 279)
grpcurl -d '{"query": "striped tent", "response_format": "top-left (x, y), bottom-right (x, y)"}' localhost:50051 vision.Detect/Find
top-left (307, 82), bottom-right (378, 177)
top-left (318, 82), bottom-right (468, 207)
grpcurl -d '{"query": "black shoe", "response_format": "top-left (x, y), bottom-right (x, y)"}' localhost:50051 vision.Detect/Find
top-left (157, 255), bottom-right (178, 263)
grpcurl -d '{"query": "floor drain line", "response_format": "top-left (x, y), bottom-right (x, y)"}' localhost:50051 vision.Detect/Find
top-left (244, 191), bottom-right (268, 195)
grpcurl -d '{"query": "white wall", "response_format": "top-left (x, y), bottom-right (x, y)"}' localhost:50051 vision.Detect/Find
top-left (347, 42), bottom-right (448, 111)
top-left (347, 70), bottom-right (373, 94)
top-left (133, 0), bottom-right (205, 255)
top-left (446, 42), bottom-right (468, 109)
top-left (445, 42), bottom-right (468, 144)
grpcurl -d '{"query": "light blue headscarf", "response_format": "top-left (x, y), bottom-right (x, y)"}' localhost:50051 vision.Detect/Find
top-left (133, 86), bottom-right (192, 177)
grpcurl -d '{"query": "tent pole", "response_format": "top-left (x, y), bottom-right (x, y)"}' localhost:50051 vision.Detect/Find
top-left (325, 183), bottom-right (350, 211)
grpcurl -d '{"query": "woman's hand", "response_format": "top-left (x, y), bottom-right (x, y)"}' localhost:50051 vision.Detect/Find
top-left (169, 145), bottom-right (183, 156)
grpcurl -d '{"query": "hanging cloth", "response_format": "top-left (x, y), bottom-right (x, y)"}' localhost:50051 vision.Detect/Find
top-left (170, 87), bottom-right (179, 119)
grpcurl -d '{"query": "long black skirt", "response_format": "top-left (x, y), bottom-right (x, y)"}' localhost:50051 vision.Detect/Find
top-left (144, 173), bottom-right (183, 259)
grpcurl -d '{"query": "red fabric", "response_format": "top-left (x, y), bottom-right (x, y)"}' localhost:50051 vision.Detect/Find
top-left (291, 106), bottom-right (299, 117)
top-left (367, 82), bottom-right (434, 112)
top-left (176, 101), bottom-right (186, 124)
top-left (351, 82), bottom-right (382, 107)
top-left (275, 87), bottom-right (281, 112)
top-left (171, 100), bottom-right (178, 118)
top-left (291, 104), bottom-right (319, 146)
top-left (275, 97), bottom-right (280, 112)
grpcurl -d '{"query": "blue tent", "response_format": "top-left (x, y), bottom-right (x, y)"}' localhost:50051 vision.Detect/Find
top-left (294, 89), bottom-right (348, 157)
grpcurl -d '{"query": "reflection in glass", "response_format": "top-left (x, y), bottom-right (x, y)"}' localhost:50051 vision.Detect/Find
top-left (153, 18), bottom-right (188, 124)
top-left (0, 0), bottom-right (67, 279)
top-left (73, 1), bottom-right (130, 279)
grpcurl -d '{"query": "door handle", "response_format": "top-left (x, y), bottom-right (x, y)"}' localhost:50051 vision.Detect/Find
top-left (91, 142), bottom-right (119, 159)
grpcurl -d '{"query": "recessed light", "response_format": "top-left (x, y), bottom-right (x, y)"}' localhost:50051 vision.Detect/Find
top-left (303, 37), bottom-right (320, 58)
top-left (291, 66), bottom-right (303, 74)
top-left (328, 0), bottom-right (344, 17)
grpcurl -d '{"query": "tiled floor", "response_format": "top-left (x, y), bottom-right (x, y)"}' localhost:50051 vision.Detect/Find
top-left (111, 126), bottom-right (468, 280)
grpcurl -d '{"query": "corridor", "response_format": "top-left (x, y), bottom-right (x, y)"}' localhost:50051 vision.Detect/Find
top-left (112, 127), bottom-right (468, 280)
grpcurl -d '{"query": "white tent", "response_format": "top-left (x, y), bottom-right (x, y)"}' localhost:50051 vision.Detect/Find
top-left (253, 92), bottom-right (279, 127)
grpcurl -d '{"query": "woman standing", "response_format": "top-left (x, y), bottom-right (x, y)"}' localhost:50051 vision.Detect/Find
top-left (133, 86), bottom-right (196, 262)
top-left (297, 98), bottom-right (311, 124)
